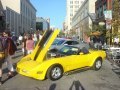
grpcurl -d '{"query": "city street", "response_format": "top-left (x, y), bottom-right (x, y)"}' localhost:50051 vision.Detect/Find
top-left (0, 47), bottom-right (120, 90)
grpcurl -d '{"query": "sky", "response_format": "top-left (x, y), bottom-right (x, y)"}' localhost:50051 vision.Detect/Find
top-left (30, 0), bottom-right (66, 29)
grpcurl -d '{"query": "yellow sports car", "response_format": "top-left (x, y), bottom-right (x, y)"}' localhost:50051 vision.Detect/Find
top-left (16, 29), bottom-right (106, 81)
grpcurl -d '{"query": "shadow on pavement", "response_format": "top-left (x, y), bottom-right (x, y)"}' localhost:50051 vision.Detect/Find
top-left (69, 80), bottom-right (85, 90)
top-left (2, 63), bottom-right (18, 84)
top-left (49, 83), bottom-right (56, 90)
top-left (112, 67), bottom-right (120, 78)
top-left (2, 72), bottom-right (18, 84)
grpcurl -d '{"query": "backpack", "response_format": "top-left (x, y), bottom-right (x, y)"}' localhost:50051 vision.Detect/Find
top-left (7, 38), bottom-right (17, 55)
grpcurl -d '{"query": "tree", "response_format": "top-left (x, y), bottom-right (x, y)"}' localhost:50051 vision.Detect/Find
top-left (58, 30), bottom-right (65, 37)
top-left (112, 0), bottom-right (120, 36)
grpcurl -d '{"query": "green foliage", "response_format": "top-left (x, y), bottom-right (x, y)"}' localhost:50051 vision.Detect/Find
top-left (58, 30), bottom-right (65, 37)
top-left (89, 24), bottom-right (106, 36)
top-left (112, 0), bottom-right (120, 37)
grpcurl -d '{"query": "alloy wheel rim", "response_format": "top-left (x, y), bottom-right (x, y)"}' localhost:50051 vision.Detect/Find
top-left (96, 60), bottom-right (101, 69)
top-left (51, 67), bottom-right (61, 79)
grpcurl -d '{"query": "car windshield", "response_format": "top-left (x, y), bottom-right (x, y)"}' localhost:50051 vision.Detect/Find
top-left (59, 46), bottom-right (79, 55)
top-left (52, 39), bottom-right (65, 45)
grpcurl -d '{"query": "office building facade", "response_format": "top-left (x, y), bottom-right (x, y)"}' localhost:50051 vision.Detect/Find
top-left (36, 17), bottom-right (50, 31)
top-left (65, 0), bottom-right (85, 35)
top-left (0, 0), bottom-right (5, 32)
top-left (1, 0), bottom-right (36, 35)
top-left (72, 0), bottom-right (96, 40)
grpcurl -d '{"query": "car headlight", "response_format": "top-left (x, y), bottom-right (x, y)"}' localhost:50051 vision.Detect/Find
top-left (22, 69), bottom-right (29, 73)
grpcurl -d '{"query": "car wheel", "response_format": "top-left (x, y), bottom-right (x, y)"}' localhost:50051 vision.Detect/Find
top-left (47, 65), bottom-right (63, 81)
top-left (93, 58), bottom-right (102, 71)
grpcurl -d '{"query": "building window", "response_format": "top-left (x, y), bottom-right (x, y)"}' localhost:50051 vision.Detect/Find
top-left (7, 9), bottom-right (10, 22)
top-left (21, 2), bottom-right (22, 12)
top-left (75, 6), bottom-right (79, 9)
top-left (70, 1), bottom-right (73, 4)
top-left (75, 1), bottom-right (79, 4)
top-left (70, 13), bottom-right (73, 16)
top-left (70, 5), bottom-right (73, 8)
top-left (70, 9), bottom-right (73, 12)
top-left (70, 17), bottom-right (72, 21)
top-left (74, 10), bottom-right (77, 13)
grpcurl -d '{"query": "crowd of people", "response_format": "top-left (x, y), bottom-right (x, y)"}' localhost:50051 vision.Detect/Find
top-left (19, 31), bottom-right (42, 56)
top-left (0, 30), bottom-right (43, 85)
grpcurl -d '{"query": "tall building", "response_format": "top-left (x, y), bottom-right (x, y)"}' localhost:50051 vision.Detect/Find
top-left (72, 0), bottom-right (96, 41)
top-left (36, 17), bottom-right (50, 31)
top-left (95, 0), bottom-right (112, 22)
top-left (1, 0), bottom-right (36, 35)
top-left (65, 0), bottom-right (85, 35)
top-left (0, 0), bottom-right (5, 32)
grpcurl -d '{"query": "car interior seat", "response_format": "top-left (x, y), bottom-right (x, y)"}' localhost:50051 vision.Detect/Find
top-left (77, 49), bottom-right (81, 55)
top-left (81, 47), bottom-right (89, 54)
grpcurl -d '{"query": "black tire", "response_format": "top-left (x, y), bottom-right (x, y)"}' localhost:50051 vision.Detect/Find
top-left (47, 65), bottom-right (63, 81)
top-left (93, 58), bottom-right (102, 71)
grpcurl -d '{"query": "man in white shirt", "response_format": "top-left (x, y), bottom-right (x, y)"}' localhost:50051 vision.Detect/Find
top-left (18, 35), bottom-right (23, 44)
top-left (114, 36), bottom-right (119, 46)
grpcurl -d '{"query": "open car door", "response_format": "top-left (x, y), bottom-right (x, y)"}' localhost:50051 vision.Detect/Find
top-left (30, 29), bottom-right (60, 62)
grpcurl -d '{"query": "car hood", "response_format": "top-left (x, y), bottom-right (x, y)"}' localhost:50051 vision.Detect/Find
top-left (17, 60), bottom-right (40, 71)
top-left (28, 29), bottom-right (60, 63)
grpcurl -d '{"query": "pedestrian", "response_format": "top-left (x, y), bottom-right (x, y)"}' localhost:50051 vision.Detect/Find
top-left (0, 36), bottom-right (5, 85)
top-left (0, 30), bottom-right (16, 85)
top-left (22, 34), bottom-right (27, 56)
top-left (33, 33), bottom-right (38, 46)
top-left (18, 34), bottom-right (23, 45)
top-left (12, 34), bottom-right (18, 46)
top-left (93, 35), bottom-right (102, 49)
top-left (114, 36), bottom-right (119, 46)
top-left (26, 34), bottom-right (34, 54)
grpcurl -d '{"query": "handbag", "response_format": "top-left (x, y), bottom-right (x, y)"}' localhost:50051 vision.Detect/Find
top-left (0, 39), bottom-right (5, 60)
top-left (0, 52), bottom-right (5, 60)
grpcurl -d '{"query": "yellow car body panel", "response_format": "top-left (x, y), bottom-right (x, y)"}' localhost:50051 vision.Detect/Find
top-left (17, 29), bottom-right (106, 80)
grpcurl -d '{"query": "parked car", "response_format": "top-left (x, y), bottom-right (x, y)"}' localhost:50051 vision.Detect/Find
top-left (50, 38), bottom-right (89, 50)
top-left (16, 30), bottom-right (106, 81)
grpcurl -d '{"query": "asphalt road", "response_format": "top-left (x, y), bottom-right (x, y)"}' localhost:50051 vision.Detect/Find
top-left (0, 48), bottom-right (120, 90)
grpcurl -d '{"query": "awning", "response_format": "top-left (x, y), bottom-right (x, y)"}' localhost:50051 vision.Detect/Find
top-left (91, 31), bottom-right (101, 36)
